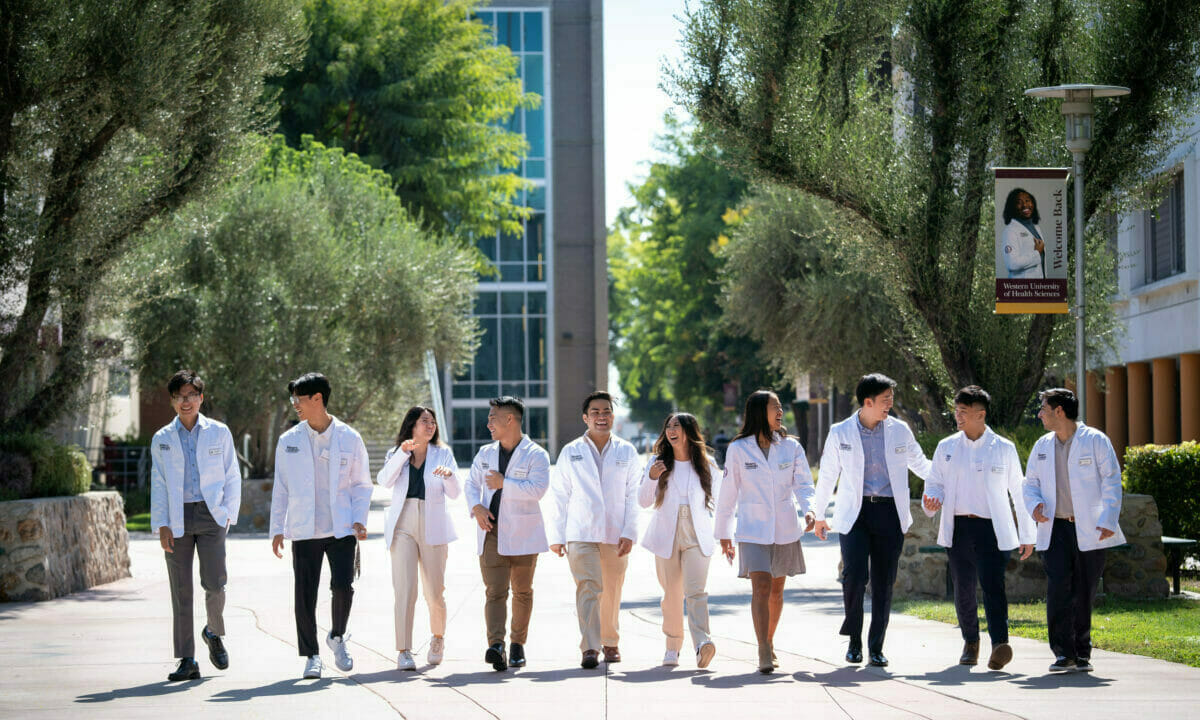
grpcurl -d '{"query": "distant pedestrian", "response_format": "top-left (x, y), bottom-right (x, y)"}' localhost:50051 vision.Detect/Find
top-left (713, 428), bottom-right (730, 468)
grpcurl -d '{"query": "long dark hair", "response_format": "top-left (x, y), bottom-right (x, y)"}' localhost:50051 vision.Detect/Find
top-left (650, 413), bottom-right (714, 510)
top-left (735, 389), bottom-right (784, 445)
top-left (1002, 187), bottom-right (1040, 225)
top-left (394, 406), bottom-right (446, 450)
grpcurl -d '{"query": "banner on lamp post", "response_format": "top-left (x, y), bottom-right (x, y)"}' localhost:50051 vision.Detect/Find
top-left (993, 167), bottom-right (1071, 314)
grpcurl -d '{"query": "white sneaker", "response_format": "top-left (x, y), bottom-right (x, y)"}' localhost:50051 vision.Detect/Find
top-left (696, 641), bottom-right (716, 668)
top-left (663, 649), bottom-right (680, 666)
top-left (326, 632), bottom-right (354, 672)
top-left (427, 637), bottom-right (445, 665)
top-left (303, 655), bottom-right (323, 679)
top-left (397, 650), bottom-right (417, 671)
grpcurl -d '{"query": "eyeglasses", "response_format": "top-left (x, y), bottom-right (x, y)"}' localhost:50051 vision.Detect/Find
top-left (289, 395), bottom-right (307, 407)
top-left (172, 393), bottom-right (201, 404)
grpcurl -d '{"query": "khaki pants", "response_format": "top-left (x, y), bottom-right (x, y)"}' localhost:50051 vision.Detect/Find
top-left (567, 541), bottom-right (629, 651)
top-left (655, 506), bottom-right (712, 652)
top-left (389, 499), bottom-right (449, 651)
top-left (480, 530), bottom-right (537, 645)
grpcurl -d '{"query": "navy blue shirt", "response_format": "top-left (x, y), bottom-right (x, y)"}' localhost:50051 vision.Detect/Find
top-left (406, 459), bottom-right (426, 500)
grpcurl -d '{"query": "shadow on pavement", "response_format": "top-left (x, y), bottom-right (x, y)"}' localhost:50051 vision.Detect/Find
top-left (1011, 672), bottom-right (1115, 689)
top-left (76, 678), bottom-right (211, 703)
top-left (896, 665), bottom-right (1031, 687)
top-left (609, 667), bottom-right (709, 683)
top-left (789, 667), bottom-right (898, 687)
top-left (690, 670), bottom-right (794, 688)
top-left (437, 668), bottom-right (598, 685)
top-left (208, 677), bottom-right (342, 701)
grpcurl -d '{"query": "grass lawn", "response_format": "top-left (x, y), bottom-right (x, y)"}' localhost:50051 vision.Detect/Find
top-left (126, 512), bottom-right (151, 533)
top-left (894, 594), bottom-right (1200, 668)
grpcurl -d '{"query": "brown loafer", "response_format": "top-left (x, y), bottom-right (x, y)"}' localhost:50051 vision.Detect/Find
top-left (960, 641), bottom-right (979, 665)
top-left (988, 643), bottom-right (1013, 670)
top-left (602, 645), bottom-right (621, 663)
top-left (581, 649), bottom-right (600, 669)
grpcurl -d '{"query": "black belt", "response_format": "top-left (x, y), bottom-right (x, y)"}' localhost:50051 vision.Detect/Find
top-left (1055, 515), bottom-right (1076, 523)
top-left (864, 495), bottom-right (893, 503)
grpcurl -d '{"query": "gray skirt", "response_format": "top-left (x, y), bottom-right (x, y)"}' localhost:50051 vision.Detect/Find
top-left (737, 539), bottom-right (806, 579)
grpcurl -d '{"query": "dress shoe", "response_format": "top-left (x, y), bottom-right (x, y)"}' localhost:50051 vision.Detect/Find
top-left (959, 641), bottom-right (979, 665)
top-left (485, 642), bottom-right (507, 671)
top-left (868, 650), bottom-right (889, 667)
top-left (845, 637), bottom-right (863, 664)
top-left (1074, 657), bottom-right (1093, 672)
top-left (757, 644), bottom-right (774, 674)
top-left (509, 642), bottom-right (526, 667)
top-left (987, 643), bottom-right (1013, 670)
top-left (1048, 656), bottom-right (1077, 673)
top-left (167, 657), bottom-right (200, 681)
top-left (581, 649), bottom-right (600, 669)
top-left (202, 626), bottom-right (229, 670)
top-left (602, 645), bottom-right (621, 663)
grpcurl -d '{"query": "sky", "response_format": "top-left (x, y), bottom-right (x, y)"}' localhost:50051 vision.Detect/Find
top-left (603, 0), bottom-right (691, 227)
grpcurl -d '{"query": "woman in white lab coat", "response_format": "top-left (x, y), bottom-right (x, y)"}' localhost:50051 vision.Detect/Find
top-left (377, 406), bottom-right (460, 671)
top-left (714, 390), bottom-right (815, 673)
top-left (640, 413), bottom-right (721, 669)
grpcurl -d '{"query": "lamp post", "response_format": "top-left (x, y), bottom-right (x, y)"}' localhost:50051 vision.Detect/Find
top-left (1024, 84), bottom-right (1129, 423)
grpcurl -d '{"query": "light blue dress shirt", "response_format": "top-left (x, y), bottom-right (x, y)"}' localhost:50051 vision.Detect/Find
top-left (176, 420), bottom-right (203, 503)
top-left (857, 413), bottom-right (892, 498)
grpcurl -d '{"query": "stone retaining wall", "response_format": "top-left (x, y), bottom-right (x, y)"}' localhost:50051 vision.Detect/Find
top-left (230, 478), bottom-right (273, 534)
top-left (0, 492), bottom-right (131, 601)
top-left (892, 493), bottom-right (1169, 600)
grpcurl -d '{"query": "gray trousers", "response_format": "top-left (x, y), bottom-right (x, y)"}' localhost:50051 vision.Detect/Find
top-left (164, 501), bottom-right (228, 658)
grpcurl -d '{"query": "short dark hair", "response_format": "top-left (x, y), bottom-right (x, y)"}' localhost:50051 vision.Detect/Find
top-left (490, 395), bottom-right (525, 419)
top-left (167, 369), bottom-right (205, 396)
top-left (288, 372), bottom-right (332, 407)
top-left (855, 373), bottom-right (897, 405)
top-left (1040, 387), bottom-right (1078, 421)
top-left (581, 390), bottom-right (615, 414)
top-left (954, 385), bottom-right (991, 411)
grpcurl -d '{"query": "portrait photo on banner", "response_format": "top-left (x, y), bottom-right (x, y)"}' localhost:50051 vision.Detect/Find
top-left (993, 167), bottom-right (1071, 314)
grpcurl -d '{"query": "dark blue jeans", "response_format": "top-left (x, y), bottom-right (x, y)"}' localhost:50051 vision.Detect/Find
top-left (839, 499), bottom-right (904, 653)
top-left (947, 517), bottom-right (1011, 645)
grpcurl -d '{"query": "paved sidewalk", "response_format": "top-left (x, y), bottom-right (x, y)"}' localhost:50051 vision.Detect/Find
top-left (2, 477), bottom-right (1198, 719)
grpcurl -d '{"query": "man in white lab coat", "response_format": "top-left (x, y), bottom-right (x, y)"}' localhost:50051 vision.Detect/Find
top-left (270, 372), bottom-right (372, 680)
top-left (921, 386), bottom-right (1036, 671)
top-left (465, 396), bottom-right (551, 671)
top-left (150, 369), bottom-right (241, 681)
top-left (1023, 388), bottom-right (1125, 673)
top-left (813, 373), bottom-right (932, 667)
top-left (548, 391), bottom-right (640, 669)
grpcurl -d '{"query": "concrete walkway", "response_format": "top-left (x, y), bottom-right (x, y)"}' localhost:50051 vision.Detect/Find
top-left (2, 477), bottom-right (1198, 719)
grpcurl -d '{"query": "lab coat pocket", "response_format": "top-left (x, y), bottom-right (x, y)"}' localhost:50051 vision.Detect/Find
top-left (738, 501), bottom-right (770, 527)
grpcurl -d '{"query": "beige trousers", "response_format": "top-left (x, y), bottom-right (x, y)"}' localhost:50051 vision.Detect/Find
top-left (655, 506), bottom-right (712, 651)
top-left (567, 540), bottom-right (629, 651)
top-left (389, 499), bottom-right (449, 651)
top-left (480, 530), bottom-right (538, 645)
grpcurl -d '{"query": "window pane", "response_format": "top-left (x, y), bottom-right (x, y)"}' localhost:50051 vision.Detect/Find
top-left (528, 407), bottom-right (549, 443)
top-left (475, 291), bottom-right (498, 315)
top-left (476, 12), bottom-right (495, 36)
top-left (476, 233), bottom-right (497, 261)
top-left (1174, 175), bottom-right (1186, 273)
top-left (523, 12), bottom-right (543, 52)
top-left (529, 382), bottom-right (547, 399)
top-left (476, 317), bottom-right (498, 381)
top-left (453, 408), bottom-right (473, 441)
top-left (501, 291), bottom-right (525, 315)
top-left (453, 442), bottom-right (473, 463)
top-left (502, 383), bottom-right (525, 398)
top-left (500, 230), bottom-right (523, 262)
top-left (528, 185), bottom-right (546, 212)
top-left (526, 159), bottom-right (545, 178)
top-left (474, 408), bottom-right (492, 438)
top-left (527, 290), bottom-right (546, 315)
top-left (498, 12), bottom-right (520, 51)
top-left (475, 383), bottom-right (498, 398)
top-left (452, 382), bottom-right (471, 399)
top-left (506, 109), bottom-right (523, 135)
top-left (526, 108), bottom-right (545, 158)
top-left (499, 263), bottom-right (525, 282)
top-left (524, 54), bottom-right (544, 96)
top-left (526, 214), bottom-right (545, 277)
top-left (527, 317), bottom-right (547, 381)
top-left (501, 318), bottom-right (526, 381)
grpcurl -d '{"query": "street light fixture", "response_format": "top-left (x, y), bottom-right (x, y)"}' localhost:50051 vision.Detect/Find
top-left (1024, 84), bottom-right (1130, 423)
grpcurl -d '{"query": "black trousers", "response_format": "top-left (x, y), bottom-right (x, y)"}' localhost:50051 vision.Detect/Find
top-left (947, 517), bottom-right (1011, 646)
top-left (839, 499), bottom-right (904, 652)
top-left (1042, 518), bottom-right (1106, 660)
top-left (292, 535), bottom-right (357, 657)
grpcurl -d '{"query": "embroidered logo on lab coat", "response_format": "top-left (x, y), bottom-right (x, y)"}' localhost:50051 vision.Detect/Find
top-left (839, 443), bottom-right (852, 451)
top-left (744, 462), bottom-right (758, 470)
top-left (285, 446), bottom-right (300, 454)
top-left (569, 454), bottom-right (584, 462)
top-left (340, 458), bottom-right (348, 466)
top-left (944, 454), bottom-right (952, 461)
top-left (480, 462), bottom-right (490, 469)
top-left (159, 443), bottom-right (171, 451)
top-left (1037, 453), bottom-right (1047, 460)
top-left (991, 465), bottom-right (1005, 473)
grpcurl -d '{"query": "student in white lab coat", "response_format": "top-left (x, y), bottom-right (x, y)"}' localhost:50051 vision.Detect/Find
top-left (464, 396), bottom-right (551, 671)
top-left (377, 406), bottom-right (459, 671)
top-left (640, 412), bottom-right (721, 668)
top-left (812, 373), bottom-right (932, 668)
top-left (150, 369), bottom-right (240, 681)
top-left (548, 391), bottom-right (639, 669)
top-left (270, 372), bottom-right (372, 680)
top-left (715, 389), bottom-right (815, 673)
top-left (921, 386), bottom-right (1036, 671)
top-left (1001, 188), bottom-right (1045, 279)
top-left (1023, 388), bottom-right (1126, 673)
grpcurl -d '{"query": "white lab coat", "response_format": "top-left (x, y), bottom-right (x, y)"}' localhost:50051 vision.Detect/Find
top-left (813, 412), bottom-right (932, 534)
top-left (377, 443), bottom-right (461, 548)
top-left (548, 434), bottom-right (640, 546)
top-left (269, 417), bottom-right (372, 540)
top-left (150, 414), bottom-right (241, 538)
top-left (1022, 424), bottom-right (1126, 552)
top-left (1002, 221), bottom-right (1045, 279)
top-left (465, 436), bottom-right (551, 556)
top-left (638, 456), bottom-right (721, 559)
top-left (714, 435), bottom-right (814, 545)
top-left (921, 428), bottom-right (1037, 550)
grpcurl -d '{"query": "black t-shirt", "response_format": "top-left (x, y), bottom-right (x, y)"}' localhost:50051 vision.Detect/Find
top-left (406, 459), bottom-right (426, 500)
top-left (489, 444), bottom-right (516, 521)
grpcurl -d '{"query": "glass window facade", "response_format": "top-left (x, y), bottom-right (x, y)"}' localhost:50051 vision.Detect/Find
top-left (451, 8), bottom-right (551, 462)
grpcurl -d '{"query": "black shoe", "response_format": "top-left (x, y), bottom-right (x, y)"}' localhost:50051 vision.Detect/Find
top-left (960, 641), bottom-right (979, 665)
top-left (509, 643), bottom-right (526, 667)
top-left (868, 651), bottom-right (889, 667)
top-left (1074, 657), bottom-right (1093, 672)
top-left (581, 649), bottom-right (600, 669)
top-left (202, 626), bottom-right (229, 670)
top-left (167, 657), bottom-right (200, 681)
top-left (1048, 656), bottom-right (1077, 673)
top-left (485, 642), bottom-right (507, 671)
top-left (845, 637), bottom-right (863, 664)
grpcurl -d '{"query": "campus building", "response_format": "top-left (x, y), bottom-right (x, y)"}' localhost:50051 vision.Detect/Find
top-left (1086, 116), bottom-right (1200, 460)
top-left (446, 1), bottom-right (607, 460)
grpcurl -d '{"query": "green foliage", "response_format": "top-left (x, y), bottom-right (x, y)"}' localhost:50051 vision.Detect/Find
top-left (119, 136), bottom-right (479, 475)
top-left (1124, 442), bottom-right (1200, 555)
top-left (276, 0), bottom-right (537, 239)
top-left (671, 0), bottom-right (1200, 426)
top-left (0, 433), bottom-right (91, 498)
top-left (609, 117), bottom-right (779, 427)
top-left (0, 0), bottom-right (306, 434)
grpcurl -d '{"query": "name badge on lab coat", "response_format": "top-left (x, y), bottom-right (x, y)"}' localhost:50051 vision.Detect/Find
top-left (893, 446), bottom-right (906, 454)
top-left (208, 447), bottom-right (223, 456)
top-left (778, 462), bottom-right (791, 470)
top-left (615, 459), bottom-right (630, 467)
top-left (339, 458), bottom-right (348, 467)
top-left (1078, 457), bottom-right (1093, 466)
top-left (991, 465), bottom-right (1004, 473)
top-left (513, 467), bottom-right (529, 478)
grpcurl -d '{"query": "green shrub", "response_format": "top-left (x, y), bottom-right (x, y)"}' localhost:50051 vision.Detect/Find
top-left (1124, 442), bottom-right (1200, 557)
top-left (0, 432), bottom-right (92, 499)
